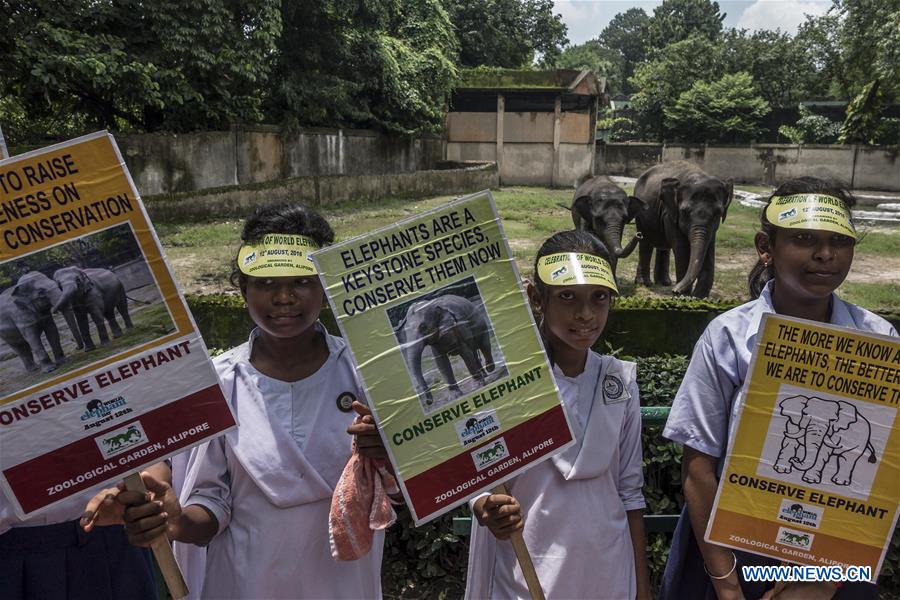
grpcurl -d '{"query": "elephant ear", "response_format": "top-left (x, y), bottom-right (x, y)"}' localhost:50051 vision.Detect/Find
top-left (779, 395), bottom-right (808, 425)
top-left (721, 180), bottom-right (734, 223)
top-left (833, 401), bottom-right (859, 432)
top-left (659, 178), bottom-right (680, 219)
top-left (626, 195), bottom-right (649, 220)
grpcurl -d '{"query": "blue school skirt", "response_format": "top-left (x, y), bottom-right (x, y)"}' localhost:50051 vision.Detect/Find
top-left (0, 520), bottom-right (157, 600)
top-left (659, 506), bottom-right (879, 600)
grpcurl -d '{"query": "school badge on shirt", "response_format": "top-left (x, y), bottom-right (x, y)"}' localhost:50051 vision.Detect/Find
top-left (602, 373), bottom-right (629, 404)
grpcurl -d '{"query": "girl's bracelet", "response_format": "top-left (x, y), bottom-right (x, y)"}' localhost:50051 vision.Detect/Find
top-left (704, 552), bottom-right (737, 580)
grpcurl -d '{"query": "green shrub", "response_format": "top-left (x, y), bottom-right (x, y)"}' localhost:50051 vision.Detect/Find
top-left (777, 105), bottom-right (840, 144)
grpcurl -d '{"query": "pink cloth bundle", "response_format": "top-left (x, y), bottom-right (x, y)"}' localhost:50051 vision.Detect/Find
top-left (328, 427), bottom-right (399, 560)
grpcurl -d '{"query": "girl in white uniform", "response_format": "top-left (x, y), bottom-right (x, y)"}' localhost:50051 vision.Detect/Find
top-left (117, 202), bottom-right (385, 599)
top-left (466, 230), bottom-right (651, 600)
top-left (660, 177), bottom-right (896, 600)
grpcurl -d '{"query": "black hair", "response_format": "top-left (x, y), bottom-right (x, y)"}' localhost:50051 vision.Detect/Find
top-left (748, 177), bottom-right (856, 299)
top-left (531, 230), bottom-right (615, 365)
top-left (230, 202), bottom-right (335, 292)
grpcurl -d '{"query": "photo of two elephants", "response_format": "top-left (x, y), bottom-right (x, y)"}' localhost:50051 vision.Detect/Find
top-left (387, 277), bottom-right (509, 414)
top-left (756, 386), bottom-right (894, 500)
top-left (0, 223), bottom-right (176, 397)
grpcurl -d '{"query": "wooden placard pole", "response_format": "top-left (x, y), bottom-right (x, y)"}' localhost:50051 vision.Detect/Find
top-left (124, 473), bottom-right (189, 600)
top-left (0, 124), bottom-right (9, 159)
top-left (492, 483), bottom-right (545, 600)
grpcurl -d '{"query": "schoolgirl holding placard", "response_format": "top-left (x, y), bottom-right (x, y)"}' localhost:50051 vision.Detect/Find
top-left (661, 177), bottom-right (897, 600)
top-left (466, 230), bottom-right (651, 600)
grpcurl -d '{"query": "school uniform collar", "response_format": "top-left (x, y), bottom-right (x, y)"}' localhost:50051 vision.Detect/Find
top-left (243, 322), bottom-right (345, 363)
top-left (745, 281), bottom-right (855, 345)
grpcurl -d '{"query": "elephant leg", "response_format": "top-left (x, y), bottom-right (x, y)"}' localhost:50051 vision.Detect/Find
top-left (118, 297), bottom-right (133, 329)
top-left (478, 331), bottom-right (495, 373)
top-left (4, 335), bottom-right (39, 372)
top-left (21, 326), bottom-right (55, 372)
top-left (801, 446), bottom-right (832, 484)
top-left (692, 243), bottom-right (716, 298)
top-left (672, 237), bottom-right (690, 288)
top-left (434, 352), bottom-right (461, 394)
top-left (459, 344), bottom-right (487, 385)
top-left (76, 311), bottom-right (96, 350)
top-left (831, 447), bottom-right (865, 486)
top-left (773, 437), bottom-right (800, 474)
top-left (39, 317), bottom-right (66, 365)
top-left (653, 250), bottom-right (672, 286)
top-left (90, 308), bottom-right (110, 344)
top-left (634, 239), bottom-right (653, 286)
top-left (105, 311), bottom-right (124, 338)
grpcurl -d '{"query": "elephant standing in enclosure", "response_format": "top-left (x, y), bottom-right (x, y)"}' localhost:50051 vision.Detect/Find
top-left (564, 175), bottom-right (646, 275)
top-left (0, 271), bottom-right (84, 373)
top-left (52, 267), bottom-right (133, 350)
top-left (632, 161), bottom-right (732, 297)
top-left (775, 395), bottom-right (876, 486)
top-left (399, 294), bottom-right (495, 405)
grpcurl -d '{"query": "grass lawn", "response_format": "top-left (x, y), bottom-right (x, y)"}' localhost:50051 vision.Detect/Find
top-left (153, 186), bottom-right (900, 312)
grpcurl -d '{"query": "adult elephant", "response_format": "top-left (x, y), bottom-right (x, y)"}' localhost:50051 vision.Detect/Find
top-left (564, 176), bottom-right (646, 274)
top-left (52, 267), bottom-right (133, 350)
top-left (632, 161), bottom-right (732, 297)
top-left (777, 395), bottom-right (876, 486)
top-left (398, 294), bottom-right (495, 405)
top-left (0, 271), bottom-right (84, 373)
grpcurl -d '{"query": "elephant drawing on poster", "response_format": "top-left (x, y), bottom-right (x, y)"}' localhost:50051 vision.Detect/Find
top-left (0, 271), bottom-right (84, 373)
top-left (561, 175), bottom-right (646, 274)
top-left (52, 267), bottom-right (133, 350)
top-left (632, 161), bottom-right (732, 297)
top-left (773, 395), bottom-right (877, 486)
top-left (398, 294), bottom-right (495, 405)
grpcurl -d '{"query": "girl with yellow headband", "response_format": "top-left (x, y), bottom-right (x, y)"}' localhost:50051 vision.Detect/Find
top-left (661, 177), bottom-right (896, 600)
top-left (466, 230), bottom-right (651, 600)
top-left (112, 202), bottom-right (388, 599)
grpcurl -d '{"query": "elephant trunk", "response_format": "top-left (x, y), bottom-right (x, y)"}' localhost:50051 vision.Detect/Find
top-left (601, 223), bottom-right (625, 257)
top-left (793, 423), bottom-right (827, 470)
top-left (672, 226), bottom-right (709, 295)
top-left (53, 284), bottom-right (77, 313)
top-left (60, 304), bottom-right (84, 349)
top-left (616, 231), bottom-right (642, 259)
top-left (404, 340), bottom-right (428, 396)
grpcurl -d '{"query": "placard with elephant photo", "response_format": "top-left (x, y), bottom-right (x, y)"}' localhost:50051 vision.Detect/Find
top-left (0, 132), bottom-right (235, 516)
top-left (312, 190), bottom-right (575, 525)
top-left (706, 314), bottom-right (899, 580)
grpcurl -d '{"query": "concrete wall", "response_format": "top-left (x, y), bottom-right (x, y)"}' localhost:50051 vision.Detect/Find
top-left (145, 163), bottom-right (499, 221)
top-left (118, 126), bottom-right (446, 197)
top-left (598, 142), bottom-right (900, 191)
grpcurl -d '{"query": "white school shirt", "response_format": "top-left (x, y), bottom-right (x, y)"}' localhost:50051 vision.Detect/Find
top-left (663, 281), bottom-right (898, 464)
top-left (181, 327), bottom-right (384, 600)
top-left (465, 351), bottom-right (646, 600)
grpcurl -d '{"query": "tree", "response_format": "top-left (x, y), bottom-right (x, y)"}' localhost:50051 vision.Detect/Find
top-left (443, 0), bottom-right (568, 67)
top-left (597, 8), bottom-right (649, 93)
top-left (664, 72), bottom-right (770, 142)
top-left (778, 105), bottom-right (840, 144)
top-left (629, 35), bottom-right (723, 139)
top-left (645, 0), bottom-right (725, 51)
top-left (0, 0), bottom-right (282, 135)
top-left (555, 41), bottom-right (622, 93)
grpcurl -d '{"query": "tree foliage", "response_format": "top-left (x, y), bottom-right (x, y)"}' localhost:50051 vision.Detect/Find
top-left (644, 0), bottom-right (725, 51)
top-left (443, 0), bottom-right (568, 68)
top-left (778, 105), bottom-right (840, 144)
top-left (664, 72), bottom-right (770, 142)
top-left (597, 8), bottom-right (650, 93)
top-left (555, 41), bottom-right (622, 93)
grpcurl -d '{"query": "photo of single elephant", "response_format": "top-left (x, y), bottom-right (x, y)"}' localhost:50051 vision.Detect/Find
top-left (397, 293), bottom-right (499, 407)
top-left (774, 395), bottom-right (876, 486)
top-left (632, 161), bottom-right (732, 297)
top-left (0, 271), bottom-right (84, 373)
top-left (560, 175), bottom-right (647, 274)
top-left (52, 266), bottom-right (134, 350)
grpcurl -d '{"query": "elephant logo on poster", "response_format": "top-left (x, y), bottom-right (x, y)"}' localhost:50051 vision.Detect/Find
top-left (773, 395), bottom-right (877, 486)
top-left (776, 527), bottom-right (814, 550)
top-left (471, 437), bottom-right (509, 471)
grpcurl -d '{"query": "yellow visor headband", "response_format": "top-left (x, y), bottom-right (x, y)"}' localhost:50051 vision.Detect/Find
top-left (237, 234), bottom-right (319, 277)
top-left (765, 193), bottom-right (857, 240)
top-left (537, 252), bottom-right (618, 293)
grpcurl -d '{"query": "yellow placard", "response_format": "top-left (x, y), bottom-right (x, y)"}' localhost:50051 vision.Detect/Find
top-left (706, 314), bottom-right (899, 580)
top-left (536, 252), bottom-right (618, 293)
